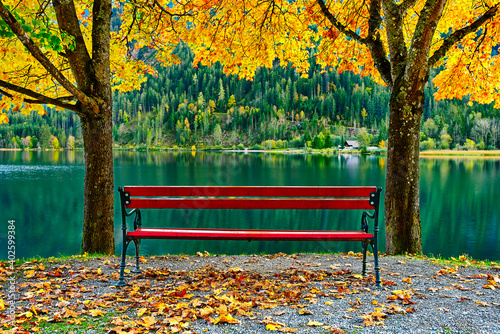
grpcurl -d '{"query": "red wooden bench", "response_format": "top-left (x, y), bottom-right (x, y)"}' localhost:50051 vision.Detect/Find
top-left (115, 186), bottom-right (382, 287)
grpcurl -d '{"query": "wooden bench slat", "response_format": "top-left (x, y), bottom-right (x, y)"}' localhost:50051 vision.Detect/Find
top-left (128, 228), bottom-right (373, 241)
top-left (116, 185), bottom-right (383, 287)
top-left (124, 186), bottom-right (377, 198)
top-left (127, 198), bottom-right (374, 210)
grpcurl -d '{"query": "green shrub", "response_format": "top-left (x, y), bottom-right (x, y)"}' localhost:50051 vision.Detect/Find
top-left (289, 137), bottom-right (302, 148)
top-left (312, 133), bottom-right (325, 149)
top-left (263, 140), bottom-right (274, 150)
top-left (419, 138), bottom-right (436, 151)
top-left (440, 134), bottom-right (452, 149)
top-left (464, 138), bottom-right (475, 150)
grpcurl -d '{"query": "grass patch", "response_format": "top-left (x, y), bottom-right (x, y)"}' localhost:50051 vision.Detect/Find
top-left (1, 252), bottom-right (110, 268)
top-left (428, 254), bottom-right (499, 268)
top-left (420, 150), bottom-right (500, 156)
top-left (3, 251), bottom-right (499, 270)
top-left (385, 253), bottom-right (500, 268)
top-left (33, 311), bottom-right (120, 333)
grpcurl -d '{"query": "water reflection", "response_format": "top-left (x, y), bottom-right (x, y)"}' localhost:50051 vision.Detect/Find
top-left (0, 150), bottom-right (499, 261)
top-left (0, 150), bottom-right (85, 165)
top-left (419, 156), bottom-right (500, 260)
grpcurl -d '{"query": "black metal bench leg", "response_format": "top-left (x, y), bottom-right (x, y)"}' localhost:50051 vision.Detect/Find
top-left (132, 239), bottom-right (142, 273)
top-left (361, 241), bottom-right (368, 277)
top-left (372, 243), bottom-right (381, 287)
top-left (115, 239), bottom-right (131, 287)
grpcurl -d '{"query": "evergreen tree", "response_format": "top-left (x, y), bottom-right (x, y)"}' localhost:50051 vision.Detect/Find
top-left (39, 125), bottom-right (52, 149)
top-left (214, 123), bottom-right (222, 145)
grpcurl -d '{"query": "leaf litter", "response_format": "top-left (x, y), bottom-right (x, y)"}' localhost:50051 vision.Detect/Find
top-left (0, 252), bottom-right (499, 333)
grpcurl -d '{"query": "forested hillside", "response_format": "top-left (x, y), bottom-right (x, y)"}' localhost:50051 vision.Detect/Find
top-left (1, 43), bottom-right (499, 150)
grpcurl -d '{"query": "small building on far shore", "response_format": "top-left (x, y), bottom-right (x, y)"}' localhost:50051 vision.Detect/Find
top-left (344, 140), bottom-right (360, 150)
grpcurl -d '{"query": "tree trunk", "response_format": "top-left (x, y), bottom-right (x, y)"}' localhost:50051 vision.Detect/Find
top-left (385, 80), bottom-right (424, 254)
top-left (80, 106), bottom-right (115, 254)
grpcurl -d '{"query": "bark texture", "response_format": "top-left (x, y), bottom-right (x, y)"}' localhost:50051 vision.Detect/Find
top-left (381, 0), bottom-right (446, 254)
top-left (384, 79), bottom-right (424, 254)
top-left (1, 0), bottom-right (114, 255)
top-left (81, 108), bottom-right (115, 254)
top-left (80, 0), bottom-right (114, 254)
top-left (316, 0), bottom-right (482, 254)
top-left (53, 0), bottom-right (115, 254)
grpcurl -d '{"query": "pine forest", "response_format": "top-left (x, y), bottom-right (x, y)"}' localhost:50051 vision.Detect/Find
top-left (1, 43), bottom-right (499, 152)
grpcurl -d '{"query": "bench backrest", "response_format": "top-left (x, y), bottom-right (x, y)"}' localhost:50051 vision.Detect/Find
top-left (119, 186), bottom-right (381, 211)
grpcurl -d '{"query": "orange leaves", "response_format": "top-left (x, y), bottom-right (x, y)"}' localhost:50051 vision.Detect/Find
top-left (169, 287), bottom-right (193, 299)
top-left (0, 111), bottom-right (9, 124)
top-left (60, 307), bottom-right (80, 318)
top-left (136, 307), bottom-right (148, 317)
top-left (361, 308), bottom-right (386, 326)
top-left (261, 316), bottom-right (297, 332)
top-left (298, 308), bottom-right (313, 315)
top-left (435, 266), bottom-right (459, 276)
top-left (177, 0), bottom-right (315, 80)
top-left (387, 289), bottom-right (417, 305)
top-left (402, 277), bottom-right (413, 284)
top-left (88, 308), bottom-right (105, 317)
top-left (360, 298), bottom-right (416, 327)
top-left (138, 315), bottom-right (157, 328)
top-left (23, 270), bottom-right (36, 279)
top-left (174, 0), bottom-right (500, 110)
top-left (7, 255), bottom-right (374, 332)
top-left (5, 254), bottom-right (500, 333)
top-left (431, 1), bottom-right (500, 108)
top-left (482, 274), bottom-right (500, 290)
top-left (475, 300), bottom-right (491, 307)
top-left (218, 313), bottom-right (241, 324)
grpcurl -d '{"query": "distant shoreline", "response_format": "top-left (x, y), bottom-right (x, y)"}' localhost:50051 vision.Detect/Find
top-left (419, 149), bottom-right (500, 156)
top-left (3, 147), bottom-right (500, 157)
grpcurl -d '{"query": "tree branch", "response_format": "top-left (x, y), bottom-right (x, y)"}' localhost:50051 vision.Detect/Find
top-left (408, 0), bottom-right (447, 69)
top-left (90, 0), bottom-right (112, 106)
top-left (381, 0), bottom-right (408, 80)
top-left (400, 0), bottom-right (419, 14)
top-left (429, 4), bottom-right (499, 67)
top-left (52, 0), bottom-right (95, 93)
top-left (153, 0), bottom-right (193, 18)
top-left (315, 0), bottom-right (364, 43)
top-left (0, 0), bottom-right (96, 113)
top-left (365, 0), bottom-right (393, 87)
top-left (0, 79), bottom-right (80, 112)
top-left (121, 4), bottom-right (137, 43)
top-left (316, 0), bottom-right (393, 87)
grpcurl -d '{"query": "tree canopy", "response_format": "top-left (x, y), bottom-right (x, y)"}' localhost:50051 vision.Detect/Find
top-left (1, 0), bottom-right (499, 255)
top-left (166, 0), bottom-right (499, 254)
top-left (2, 0), bottom-right (498, 122)
top-left (2, 0), bottom-right (499, 119)
top-left (146, 0), bottom-right (499, 108)
top-left (0, 0), bottom-right (155, 124)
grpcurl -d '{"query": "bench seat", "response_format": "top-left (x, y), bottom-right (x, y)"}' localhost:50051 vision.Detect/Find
top-left (115, 185), bottom-right (382, 287)
top-left (128, 227), bottom-right (373, 241)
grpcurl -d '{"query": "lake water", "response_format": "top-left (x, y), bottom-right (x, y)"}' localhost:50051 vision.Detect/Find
top-left (1, 150), bottom-right (499, 261)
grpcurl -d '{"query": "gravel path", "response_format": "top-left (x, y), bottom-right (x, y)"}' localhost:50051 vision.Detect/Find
top-left (4, 253), bottom-right (500, 333)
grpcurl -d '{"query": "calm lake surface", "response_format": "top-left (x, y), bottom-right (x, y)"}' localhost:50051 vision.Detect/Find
top-left (1, 150), bottom-right (499, 261)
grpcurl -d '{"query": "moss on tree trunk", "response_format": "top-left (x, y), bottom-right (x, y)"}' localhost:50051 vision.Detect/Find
top-left (80, 106), bottom-right (115, 254)
top-left (385, 79), bottom-right (424, 255)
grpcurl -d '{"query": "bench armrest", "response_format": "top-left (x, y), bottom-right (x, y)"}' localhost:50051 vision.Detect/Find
top-left (361, 187), bottom-right (382, 238)
top-left (118, 187), bottom-right (142, 233)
